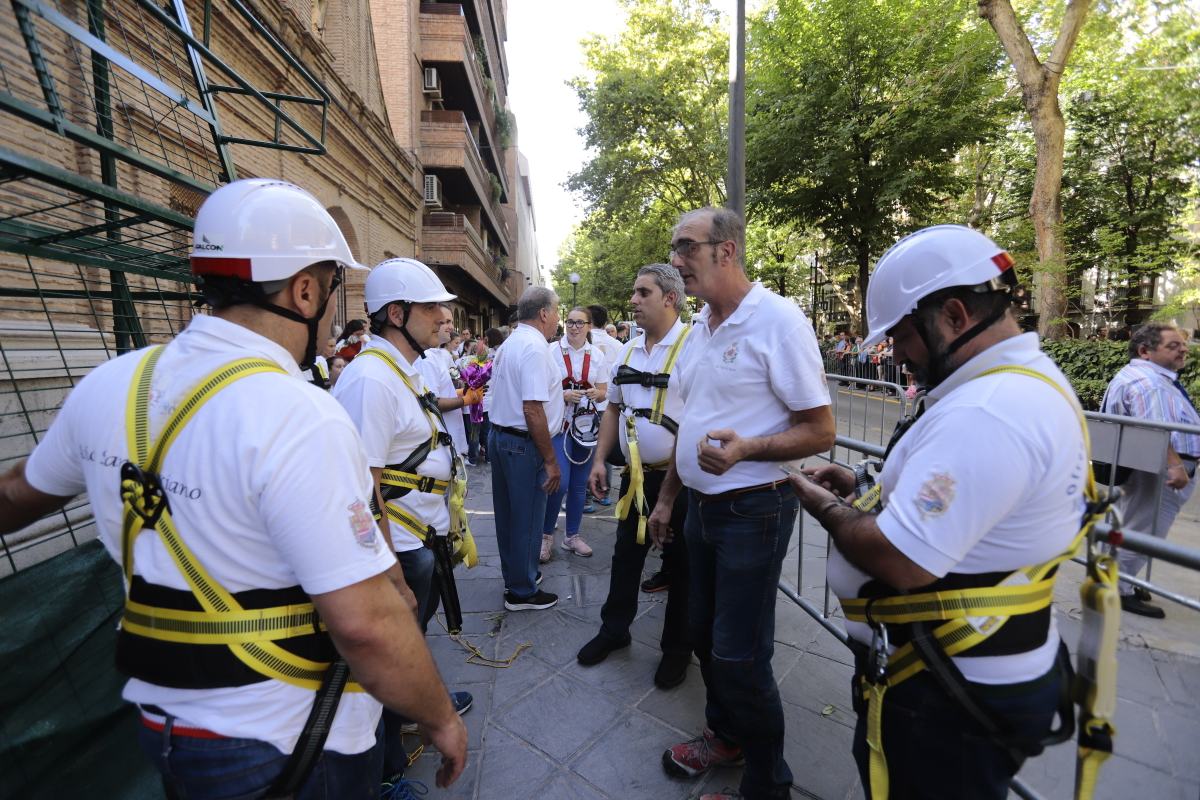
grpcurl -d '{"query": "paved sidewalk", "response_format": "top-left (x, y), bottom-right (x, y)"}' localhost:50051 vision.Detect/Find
top-left (402, 463), bottom-right (1200, 800)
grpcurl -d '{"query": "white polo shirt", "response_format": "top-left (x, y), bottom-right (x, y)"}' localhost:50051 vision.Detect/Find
top-left (676, 284), bottom-right (830, 494)
top-left (418, 347), bottom-right (468, 453)
top-left (333, 337), bottom-right (454, 549)
top-left (23, 314), bottom-right (393, 756)
top-left (827, 333), bottom-right (1085, 684)
top-left (489, 323), bottom-right (563, 435)
top-left (607, 318), bottom-right (694, 466)
top-left (554, 336), bottom-right (609, 416)
top-left (589, 327), bottom-right (623, 364)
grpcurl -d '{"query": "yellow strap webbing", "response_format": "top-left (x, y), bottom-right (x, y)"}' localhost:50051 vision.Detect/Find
top-left (385, 501), bottom-right (435, 543)
top-left (120, 347), bottom-right (363, 692)
top-left (448, 469), bottom-right (478, 568)
top-left (356, 347), bottom-right (441, 445)
top-left (380, 468), bottom-right (448, 496)
top-left (613, 325), bottom-right (691, 544)
top-left (123, 599), bottom-right (325, 645)
top-left (851, 363), bottom-right (1108, 800)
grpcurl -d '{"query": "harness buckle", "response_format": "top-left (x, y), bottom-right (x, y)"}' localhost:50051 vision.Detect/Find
top-left (866, 621), bottom-right (890, 685)
top-left (417, 475), bottom-right (437, 493)
top-left (120, 461), bottom-right (170, 526)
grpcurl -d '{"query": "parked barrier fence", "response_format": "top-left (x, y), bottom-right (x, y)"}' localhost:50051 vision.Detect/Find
top-left (780, 372), bottom-right (1200, 800)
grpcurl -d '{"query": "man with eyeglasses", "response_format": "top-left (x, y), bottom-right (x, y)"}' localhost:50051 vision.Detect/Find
top-left (649, 207), bottom-right (835, 800)
top-left (1101, 321), bottom-right (1200, 618)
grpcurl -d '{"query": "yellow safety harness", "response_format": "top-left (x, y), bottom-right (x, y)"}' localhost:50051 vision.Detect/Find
top-left (118, 346), bottom-right (363, 692)
top-left (844, 365), bottom-right (1118, 800)
top-left (613, 325), bottom-right (692, 544)
top-left (356, 348), bottom-right (477, 568)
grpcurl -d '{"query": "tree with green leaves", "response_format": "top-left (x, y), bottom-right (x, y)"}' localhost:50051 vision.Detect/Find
top-left (558, 0), bottom-right (728, 310)
top-left (747, 0), bottom-right (1009, 330)
top-left (1060, 5), bottom-right (1200, 332)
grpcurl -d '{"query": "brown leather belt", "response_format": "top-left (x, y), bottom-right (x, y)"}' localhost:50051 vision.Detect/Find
top-left (693, 479), bottom-right (788, 503)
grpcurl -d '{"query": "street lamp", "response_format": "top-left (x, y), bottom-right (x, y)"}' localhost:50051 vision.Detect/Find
top-left (568, 272), bottom-right (580, 307)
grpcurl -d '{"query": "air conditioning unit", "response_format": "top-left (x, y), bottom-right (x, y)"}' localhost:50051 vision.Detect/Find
top-left (422, 67), bottom-right (442, 98)
top-left (423, 174), bottom-right (442, 208)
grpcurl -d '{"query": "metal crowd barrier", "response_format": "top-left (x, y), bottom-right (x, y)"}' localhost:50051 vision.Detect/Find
top-left (779, 372), bottom-right (1200, 800)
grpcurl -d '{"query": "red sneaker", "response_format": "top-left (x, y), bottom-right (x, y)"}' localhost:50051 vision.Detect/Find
top-left (662, 728), bottom-right (744, 778)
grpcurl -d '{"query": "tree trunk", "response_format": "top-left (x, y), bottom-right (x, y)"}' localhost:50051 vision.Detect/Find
top-left (856, 239), bottom-right (870, 335)
top-left (1029, 96), bottom-right (1069, 338)
top-left (980, 0), bottom-right (1090, 340)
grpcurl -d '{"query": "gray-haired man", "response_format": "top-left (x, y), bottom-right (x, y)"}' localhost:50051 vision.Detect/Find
top-left (488, 286), bottom-right (563, 610)
top-left (579, 265), bottom-right (695, 688)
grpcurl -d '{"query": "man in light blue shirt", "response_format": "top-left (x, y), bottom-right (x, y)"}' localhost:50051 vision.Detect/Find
top-left (1102, 322), bottom-right (1200, 618)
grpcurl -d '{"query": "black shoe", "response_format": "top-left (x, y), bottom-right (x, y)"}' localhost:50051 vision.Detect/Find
top-left (1121, 594), bottom-right (1165, 619)
top-left (1133, 586), bottom-right (1153, 602)
top-left (641, 571), bottom-right (671, 594)
top-left (504, 590), bottom-right (558, 611)
top-left (577, 632), bottom-right (632, 665)
top-left (654, 651), bottom-right (690, 689)
top-left (536, 571), bottom-right (544, 586)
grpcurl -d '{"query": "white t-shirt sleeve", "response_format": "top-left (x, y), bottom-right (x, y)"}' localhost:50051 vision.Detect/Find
top-left (876, 406), bottom-right (1033, 577)
top-left (589, 349), bottom-right (609, 387)
top-left (606, 349), bottom-right (625, 405)
top-left (768, 322), bottom-right (831, 412)
top-left (24, 379), bottom-right (89, 497)
top-left (334, 374), bottom-right (400, 469)
top-left (258, 415), bottom-right (395, 595)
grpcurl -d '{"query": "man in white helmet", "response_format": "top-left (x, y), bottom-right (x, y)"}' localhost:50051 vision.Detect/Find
top-left (0, 179), bottom-right (467, 796)
top-left (331, 257), bottom-right (478, 782)
top-left (792, 224), bottom-right (1084, 799)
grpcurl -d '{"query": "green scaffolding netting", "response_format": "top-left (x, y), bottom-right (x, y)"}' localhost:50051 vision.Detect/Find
top-left (0, 540), bottom-right (162, 799)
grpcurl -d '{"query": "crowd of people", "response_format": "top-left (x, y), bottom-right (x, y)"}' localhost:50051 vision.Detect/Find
top-left (0, 180), bottom-right (1145, 800)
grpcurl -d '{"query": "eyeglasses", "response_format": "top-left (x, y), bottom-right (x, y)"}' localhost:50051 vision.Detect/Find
top-left (565, 320), bottom-right (588, 328)
top-left (668, 240), bottom-right (726, 260)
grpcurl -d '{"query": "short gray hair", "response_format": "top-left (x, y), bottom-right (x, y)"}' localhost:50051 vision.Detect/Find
top-left (518, 286), bottom-right (558, 321)
top-left (1130, 322), bottom-right (1178, 360)
top-left (638, 263), bottom-right (686, 313)
top-left (674, 207), bottom-right (744, 264)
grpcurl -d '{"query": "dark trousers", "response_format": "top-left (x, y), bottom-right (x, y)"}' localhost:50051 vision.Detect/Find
top-left (851, 665), bottom-right (1064, 799)
top-left (598, 470), bottom-right (691, 655)
top-left (137, 717), bottom-right (383, 800)
top-left (382, 546), bottom-right (437, 778)
top-left (686, 484), bottom-right (797, 800)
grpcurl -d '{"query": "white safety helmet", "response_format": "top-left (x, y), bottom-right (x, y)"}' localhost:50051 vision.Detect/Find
top-left (863, 224), bottom-right (1015, 347)
top-left (190, 178), bottom-right (363, 282)
top-left (364, 258), bottom-right (456, 314)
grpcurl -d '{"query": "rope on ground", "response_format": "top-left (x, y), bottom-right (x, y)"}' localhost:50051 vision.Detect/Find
top-left (433, 613), bottom-right (532, 668)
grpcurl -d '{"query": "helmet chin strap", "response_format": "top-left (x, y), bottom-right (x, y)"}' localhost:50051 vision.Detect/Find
top-left (911, 298), bottom-right (1010, 389)
top-left (369, 302), bottom-right (426, 359)
top-left (257, 294), bottom-right (330, 371)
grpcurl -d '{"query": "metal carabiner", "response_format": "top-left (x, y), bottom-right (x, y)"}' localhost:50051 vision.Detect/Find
top-left (867, 621), bottom-right (890, 685)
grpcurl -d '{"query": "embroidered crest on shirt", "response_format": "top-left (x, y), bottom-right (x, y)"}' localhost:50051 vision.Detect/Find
top-left (914, 472), bottom-right (955, 520)
top-left (348, 499), bottom-right (378, 549)
top-left (722, 343), bottom-right (739, 363)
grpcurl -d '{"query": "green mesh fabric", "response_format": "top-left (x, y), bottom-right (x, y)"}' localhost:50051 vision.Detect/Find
top-left (0, 540), bottom-right (162, 798)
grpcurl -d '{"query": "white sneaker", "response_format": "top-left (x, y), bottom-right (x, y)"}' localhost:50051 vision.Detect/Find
top-left (561, 535), bottom-right (593, 557)
top-left (540, 534), bottom-right (554, 564)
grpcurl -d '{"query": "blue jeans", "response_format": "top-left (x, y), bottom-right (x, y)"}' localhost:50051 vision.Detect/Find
top-left (382, 546), bottom-right (437, 777)
top-left (685, 484), bottom-right (798, 800)
top-left (137, 715), bottom-right (383, 799)
top-left (850, 665), bottom-right (1064, 799)
top-left (542, 433), bottom-right (594, 536)
top-left (396, 546), bottom-right (435, 633)
top-left (490, 427), bottom-right (548, 599)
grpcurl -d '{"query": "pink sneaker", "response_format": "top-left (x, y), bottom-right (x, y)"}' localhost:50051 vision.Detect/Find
top-left (539, 534), bottom-right (554, 564)
top-left (662, 728), bottom-right (743, 778)
top-left (561, 535), bottom-right (593, 557)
